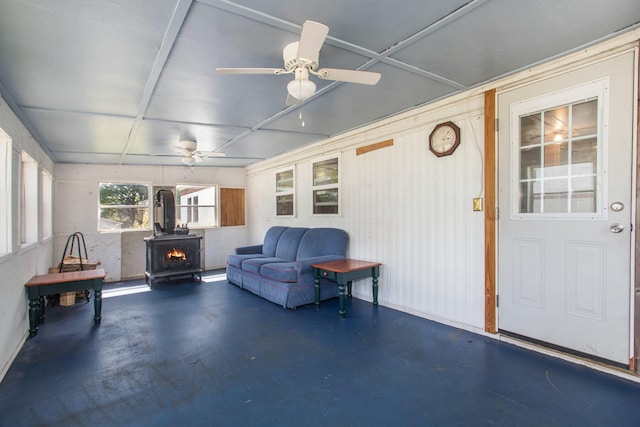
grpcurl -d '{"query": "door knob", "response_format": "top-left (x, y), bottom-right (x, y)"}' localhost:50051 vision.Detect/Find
top-left (610, 223), bottom-right (625, 233)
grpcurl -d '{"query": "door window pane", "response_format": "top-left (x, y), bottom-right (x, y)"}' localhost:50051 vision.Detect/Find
top-left (518, 98), bottom-right (598, 215)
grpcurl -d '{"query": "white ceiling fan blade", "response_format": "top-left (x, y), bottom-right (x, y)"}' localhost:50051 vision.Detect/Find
top-left (196, 151), bottom-right (226, 158)
top-left (316, 68), bottom-right (382, 85)
top-left (216, 67), bottom-right (285, 75)
top-left (296, 21), bottom-right (329, 64)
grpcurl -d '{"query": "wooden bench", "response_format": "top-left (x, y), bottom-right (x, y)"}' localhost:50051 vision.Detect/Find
top-left (25, 268), bottom-right (105, 337)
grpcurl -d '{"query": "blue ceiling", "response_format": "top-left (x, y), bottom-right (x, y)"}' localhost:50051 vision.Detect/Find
top-left (0, 0), bottom-right (638, 166)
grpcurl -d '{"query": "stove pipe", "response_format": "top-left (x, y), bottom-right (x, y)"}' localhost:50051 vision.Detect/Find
top-left (155, 189), bottom-right (176, 235)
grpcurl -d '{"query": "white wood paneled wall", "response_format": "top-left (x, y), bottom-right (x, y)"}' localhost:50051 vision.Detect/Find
top-left (246, 96), bottom-right (486, 331)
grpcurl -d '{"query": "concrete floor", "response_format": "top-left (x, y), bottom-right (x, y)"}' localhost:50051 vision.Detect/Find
top-left (1, 270), bottom-right (640, 426)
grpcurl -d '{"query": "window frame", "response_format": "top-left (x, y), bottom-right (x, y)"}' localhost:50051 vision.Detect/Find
top-left (275, 166), bottom-right (295, 217)
top-left (311, 155), bottom-right (341, 216)
top-left (509, 78), bottom-right (608, 220)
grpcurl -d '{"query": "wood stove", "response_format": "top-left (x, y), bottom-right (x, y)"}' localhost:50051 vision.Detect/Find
top-left (144, 234), bottom-right (202, 286)
top-left (145, 188), bottom-right (202, 286)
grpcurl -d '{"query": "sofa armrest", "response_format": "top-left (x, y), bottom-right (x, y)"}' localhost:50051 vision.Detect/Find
top-left (295, 255), bottom-right (345, 274)
top-left (235, 244), bottom-right (263, 255)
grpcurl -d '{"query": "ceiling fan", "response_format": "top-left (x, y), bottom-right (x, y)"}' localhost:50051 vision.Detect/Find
top-left (216, 20), bottom-right (382, 104)
top-left (177, 140), bottom-right (226, 165)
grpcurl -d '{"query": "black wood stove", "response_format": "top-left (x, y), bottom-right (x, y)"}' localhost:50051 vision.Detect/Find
top-left (145, 189), bottom-right (202, 286)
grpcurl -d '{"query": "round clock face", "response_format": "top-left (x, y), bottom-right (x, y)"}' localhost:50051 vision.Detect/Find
top-left (429, 121), bottom-right (460, 157)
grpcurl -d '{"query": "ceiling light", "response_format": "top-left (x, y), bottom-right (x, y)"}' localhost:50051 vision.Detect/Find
top-left (287, 67), bottom-right (316, 101)
top-left (287, 79), bottom-right (316, 100)
top-left (181, 156), bottom-right (196, 165)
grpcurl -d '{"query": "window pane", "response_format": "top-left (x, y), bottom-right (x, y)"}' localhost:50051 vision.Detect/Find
top-left (99, 207), bottom-right (148, 229)
top-left (276, 169), bottom-right (294, 192)
top-left (21, 152), bottom-right (38, 244)
top-left (520, 146), bottom-right (541, 180)
top-left (544, 142), bottom-right (568, 169)
top-left (313, 189), bottom-right (338, 214)
top-left (520, 181), bottom-right (541, 214)
top-left (277, 194), bottom-right (294, 216)
top-left (543, 178), bottom-right (569, 213)
top-left (571, 176), bottom-right (596, 213)
top-left (520, 113), bottom-right (541, 147)
top-left (176, 185), bottom-right (215, 201)
top-left (572, 99), bottom-right (597, 137)
top-left (313, 158), bottom-right (338, 186)
top-left (544, 106), bottom-right (568, 143)
top-left (572, 138), bottom-right (597, 171)
top-left (42, 170), bottom-right (53, 239)
top-left (0, 131), bottom-right (9, 254)
top-left (176, 206), bottom-right (216, 227)
top-left (100, 183), bottom-right (148, 205)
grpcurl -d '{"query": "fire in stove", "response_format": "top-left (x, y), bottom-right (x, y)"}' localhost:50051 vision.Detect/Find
top-left (166, 247), bottom-right (187, 262)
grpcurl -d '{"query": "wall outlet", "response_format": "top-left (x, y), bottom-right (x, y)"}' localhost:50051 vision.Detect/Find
top-left (473, 198), bottom-right (483, 211)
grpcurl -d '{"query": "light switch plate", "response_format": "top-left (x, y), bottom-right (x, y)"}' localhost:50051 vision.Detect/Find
top-left (473, 198), bottom-right (483, 211)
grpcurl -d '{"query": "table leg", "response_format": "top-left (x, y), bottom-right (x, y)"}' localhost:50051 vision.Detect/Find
top-left (338, 282), bottom-right (346, 318)
top-left (314, 268), bottom-right (321, 308)
top-left (38, 296), bottom-right (46, 323)
top-left (28, 298), bottom-right (39, 337)
top-left (372, 266), bottom-right (379, 306)
top-left (94, 289), bottom-right (102, 325)
top-left (347, 281), bottom-right (352, 297)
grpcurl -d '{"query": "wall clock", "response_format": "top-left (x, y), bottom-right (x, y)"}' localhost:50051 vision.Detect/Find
top-left (429, 121), bottom-right (460, 157)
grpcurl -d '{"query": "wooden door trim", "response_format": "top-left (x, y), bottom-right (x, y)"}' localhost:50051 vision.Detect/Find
top-left (484, 89), bottom-right (497, 333)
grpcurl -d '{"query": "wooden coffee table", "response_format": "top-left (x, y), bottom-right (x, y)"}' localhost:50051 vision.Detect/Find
top-left (312, 259), bottom-right (381, 318)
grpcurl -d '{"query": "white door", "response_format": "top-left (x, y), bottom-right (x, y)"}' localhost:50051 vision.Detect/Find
top-left (497, 52), bottom-right (636, 365)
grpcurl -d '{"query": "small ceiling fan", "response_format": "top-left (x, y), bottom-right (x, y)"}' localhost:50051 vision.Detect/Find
top-left (177, 140), bottom-right (225, 165)
top-left (216, 20), bottom-right (382, 104)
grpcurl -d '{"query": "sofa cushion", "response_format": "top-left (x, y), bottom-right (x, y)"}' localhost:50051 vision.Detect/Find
top-left (274, 227), bottom-right (309, 261)
top-left (227, 253), bottom-right (266, 269)
top-left (297, 228), bottom-right (349, 259)
top-left (242, 257), bottom-right (286, 275)
top-left (260, 262), bottom-right (298, 283)
top-left (262, 226), bottom-right (289, 257)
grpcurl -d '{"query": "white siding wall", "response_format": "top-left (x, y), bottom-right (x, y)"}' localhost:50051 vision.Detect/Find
top-left (54, 164), bottom-right (247, 281)
top-left (0, 95), bottom-right (54, 380)
top-left (246, 96), bottom-right (486, 331)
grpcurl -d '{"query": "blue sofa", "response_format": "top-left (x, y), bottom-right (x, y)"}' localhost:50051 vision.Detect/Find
top-left (227, 227), bottom-right (349, 308)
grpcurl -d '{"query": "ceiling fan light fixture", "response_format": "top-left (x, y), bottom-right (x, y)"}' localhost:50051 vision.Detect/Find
top-left (287, 77), bottom-right (316, 101)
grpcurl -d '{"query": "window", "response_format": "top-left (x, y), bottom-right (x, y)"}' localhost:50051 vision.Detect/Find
top-left (41, 169), bottom-right (53, 239)
top-left (21, 151), bottom-right (38, 244)
top-left (0, 129), bottom-right (10, 255)
top-left (99, 183), bottom-right (150, 231)
top-left (511, 79), bottom-right (606, 218)
top-left (312, 157), bottom-right (339, 215)
top-left (276, 167), bottom-right (295, 216)
top-left (176, 185), bottom-right (217, 227)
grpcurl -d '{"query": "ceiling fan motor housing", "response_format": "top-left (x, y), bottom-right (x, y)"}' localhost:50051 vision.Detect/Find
top-left (179, 140), bottom-right (197, 152)
top-left (283, 41), bottom-right (318, 71)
